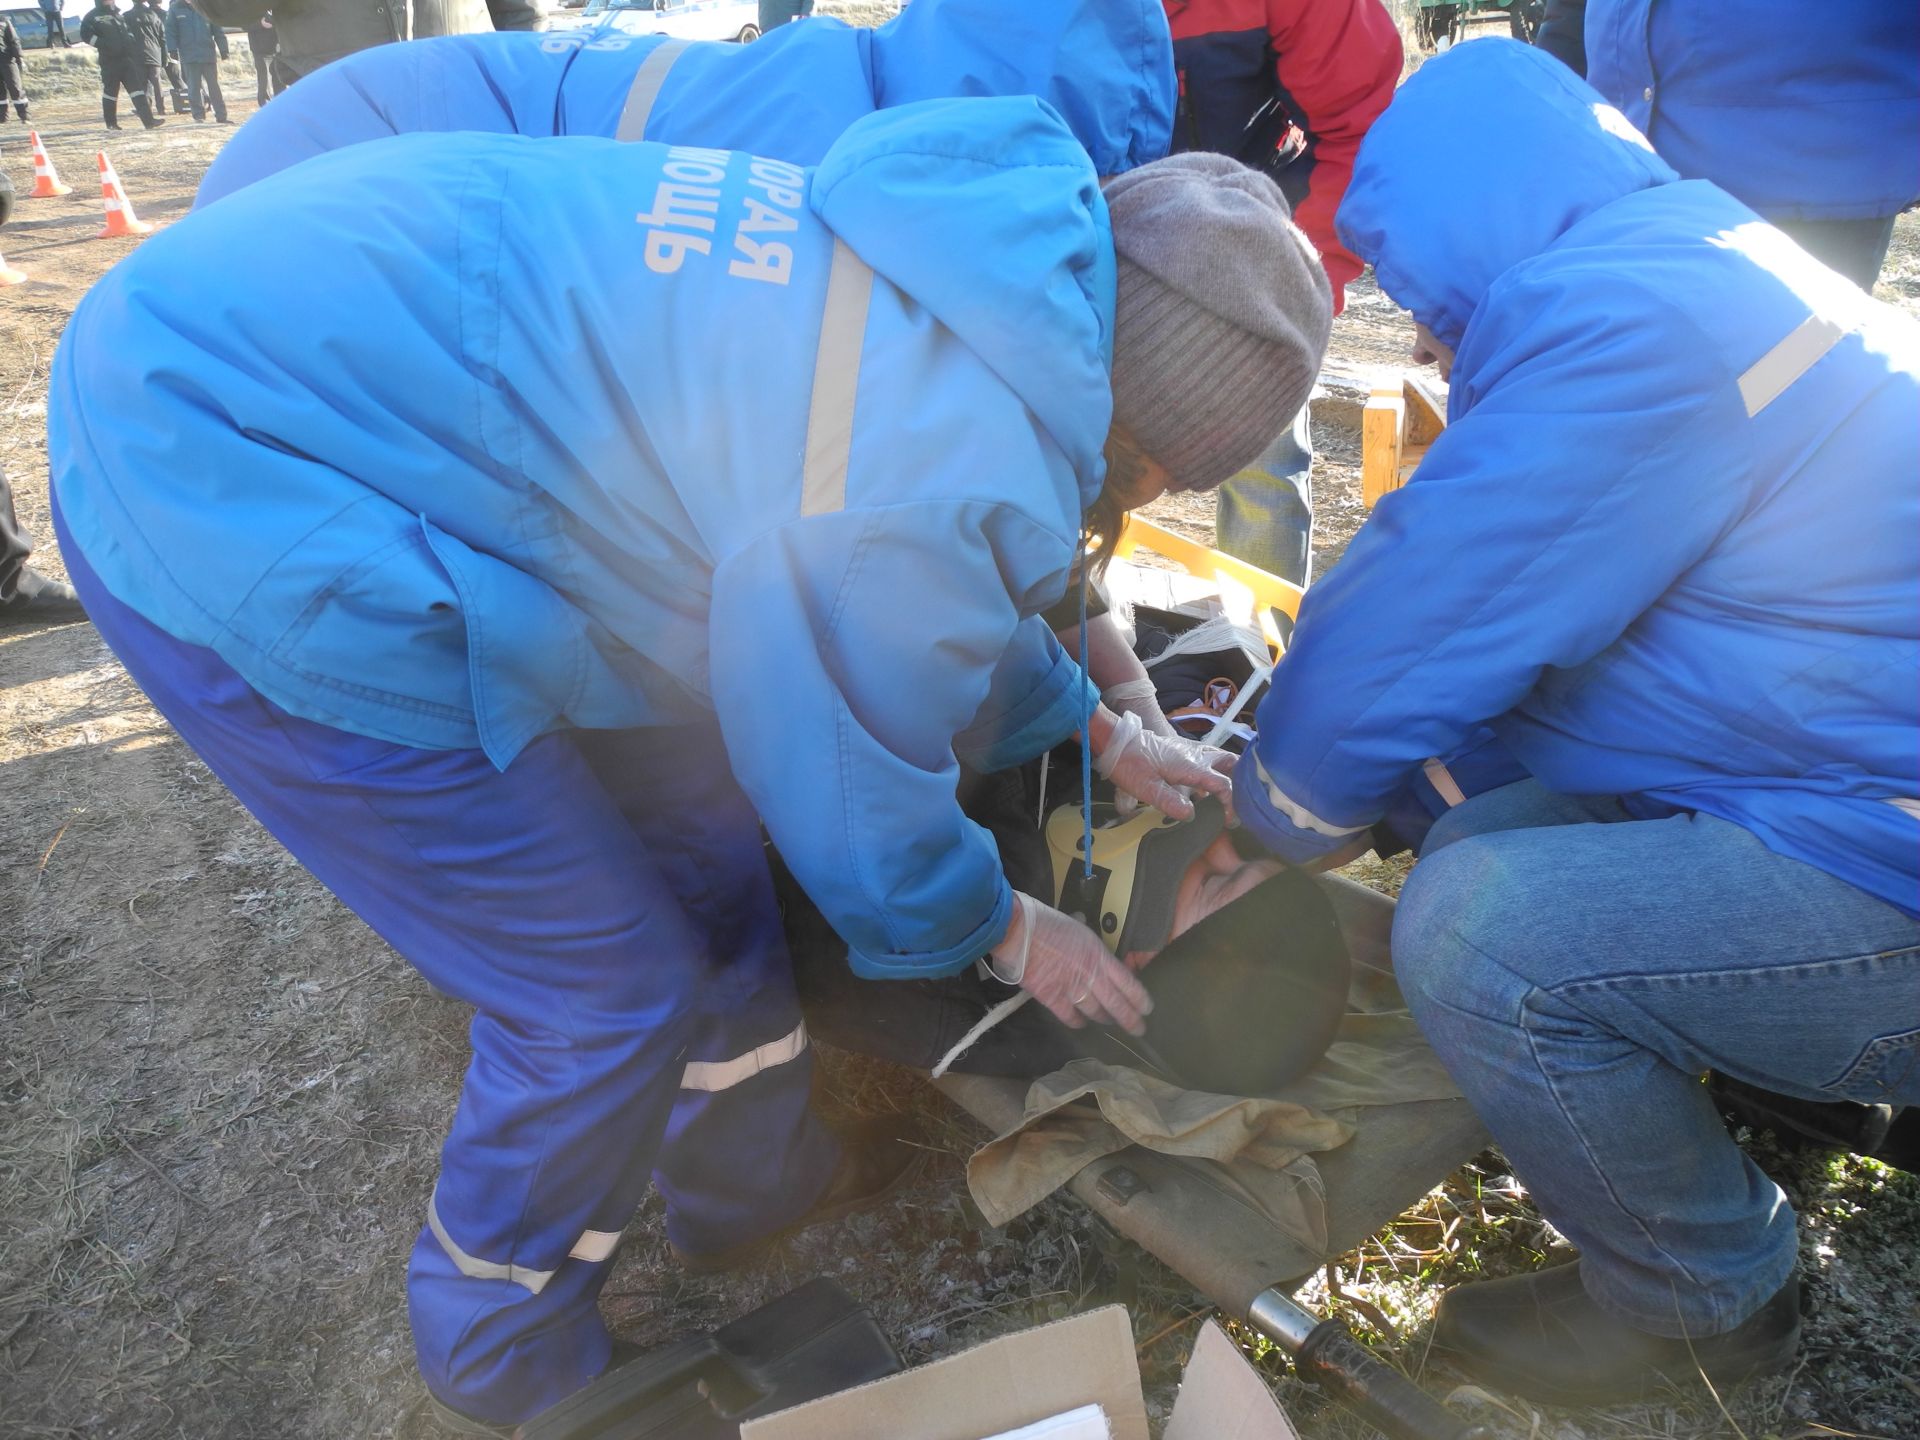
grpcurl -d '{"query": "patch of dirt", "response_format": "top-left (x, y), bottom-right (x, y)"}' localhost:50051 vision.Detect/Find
top-left (2, 56), bottom-right (1917, 1440)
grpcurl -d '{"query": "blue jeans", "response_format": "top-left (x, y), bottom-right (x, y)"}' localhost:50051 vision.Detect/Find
top-left (1394, 782), bottom-right (1920, 1337)
top-left (56, 504), bottom-right (839, 1424)
top-left (1213, 404), bottom-right (1312, 587)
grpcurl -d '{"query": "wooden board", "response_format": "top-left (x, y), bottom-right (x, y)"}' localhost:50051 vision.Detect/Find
top-left (1361, 374), bottom-right (1450, 508)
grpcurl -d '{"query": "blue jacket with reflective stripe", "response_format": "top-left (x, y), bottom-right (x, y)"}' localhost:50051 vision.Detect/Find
top-left (1583, 0), bottom-right (1920, 222)
top-left (51, 98), bottom-right (1118, 977)
top-left (198, 0), bottom-right (1174, 192)
top-left (1233, 42), bottom-right (1920, 918)
top-left (194, 0), bottom-right (1172, 775)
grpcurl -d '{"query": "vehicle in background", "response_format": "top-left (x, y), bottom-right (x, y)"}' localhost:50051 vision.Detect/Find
top-left (5, 3), bottom-right (93, 47)
top-left (546, 0), bottom-right (760, 43)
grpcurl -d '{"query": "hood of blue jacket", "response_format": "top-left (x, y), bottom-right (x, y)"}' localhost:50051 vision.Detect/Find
top-left (1337, 40), bottom-right (1679, 350)
top-left (869, 0), bottom-right (1174, 177)
top-left (814, 95), bottom-right (1116, 502)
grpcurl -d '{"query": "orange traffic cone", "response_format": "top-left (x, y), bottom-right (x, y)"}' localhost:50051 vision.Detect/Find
top-left (28, 132), bottom-right (73, 198)
top-left (96, 152), bottom-right (152, 239)
top-left (0, 250), bottom-right (25, 286)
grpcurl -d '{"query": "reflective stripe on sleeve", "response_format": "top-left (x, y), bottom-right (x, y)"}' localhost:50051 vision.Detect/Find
top-left (680, 1022), bottom-right (809, 1094)
top-left (799, 239), bottom-right (875, 517)
top-left (1737, 314), bottom-right (1845, 417)
top-left (1254, 754), bottom-right (1362, 839)
top-left (615, 37), bottom-right (690, 142)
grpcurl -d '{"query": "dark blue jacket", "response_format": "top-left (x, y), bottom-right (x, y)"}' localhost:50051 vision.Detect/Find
top-left (1584, 0), bottom-right (1920, 221)
top-left (165, 0), bottom-right (227, 62)
top-left (1236, 42), bottom-right (1920, 919)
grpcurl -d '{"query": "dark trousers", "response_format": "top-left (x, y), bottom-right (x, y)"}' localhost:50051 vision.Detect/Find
top-left (250, 50), bottom-right (273, 101)
top-left (44, 9), bottom-right (69, 43)
top-left (0, 469), bottom-right (33, 603)
top-left (139, 61), bottom-right (166, 113)
top-left (1775, 214), bottom-right (1899, 292)
top-left (183, 59), bottom-right (224, 120)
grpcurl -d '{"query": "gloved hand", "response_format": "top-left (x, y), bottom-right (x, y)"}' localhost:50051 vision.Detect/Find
top-left (987, 891), bottom-right (1153, 1035)
top-left (1095, 708), bottom-right (1235, 821)
top-left (1099, 676), bottom-right (1179, 740)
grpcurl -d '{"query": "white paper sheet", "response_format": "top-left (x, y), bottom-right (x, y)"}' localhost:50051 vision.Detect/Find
top-left (979, 1404), bottom-right (1113, 1440)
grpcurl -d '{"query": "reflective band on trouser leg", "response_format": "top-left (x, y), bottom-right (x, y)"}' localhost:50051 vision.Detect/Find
top-left (615, 37), bottom-right (690, 142)
top-left (680, 1021), bottom-right (809, 1092)
top-left (424, 1194), bottom-right (629, 1294)
top-left (799, 238), bottom-right (875, 517)
top-left (1422, 757), bottom-right (1468, 809)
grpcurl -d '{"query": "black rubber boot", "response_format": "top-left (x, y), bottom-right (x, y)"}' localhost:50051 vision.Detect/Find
top-left (102, 97), bottom-right (120, 129)
top-left (132, 93), bottom-right (162, 129)
top-left (670, 1112), bottom-right (927, 1275)
top-left (1432, 1261), bottom-right (1801, 1407)
top-left (14, 105), bottom-right (25, 122)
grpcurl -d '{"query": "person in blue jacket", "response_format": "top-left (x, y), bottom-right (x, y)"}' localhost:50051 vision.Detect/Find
top-left (49, 100), bottom-right (1332, 1430)
top-left (194, 0), bottom-right (1178, 206)
top-left (191, 0), bottom-right (1210, 750)
top-left (1544, 0), bottom-right (1920, 290)
top-left (1232, 41), bottom-right (1920, 1405)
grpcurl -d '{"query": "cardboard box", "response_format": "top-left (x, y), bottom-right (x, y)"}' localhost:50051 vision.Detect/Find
top-left (740, 1306), bottom-right (1299, 1440)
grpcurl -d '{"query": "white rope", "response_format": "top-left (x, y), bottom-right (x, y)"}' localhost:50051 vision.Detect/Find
top-left (930, 990), bottom-right (1033, 1081)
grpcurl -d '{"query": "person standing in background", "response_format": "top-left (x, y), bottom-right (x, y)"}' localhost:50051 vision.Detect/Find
top-left (167, 0), bottom-right (229, 121)
top-left (123, 0), bottom-right (172, 112)
top-left (38, 0), bottom-right (72, 46)
top-left (0, 15), bottom-right (28, 121)
top-left (758, 0), bottom-right (811, 35)
top-left (80, 0), bottom-right (162, 128)
top-left (195, 0), bottom-right (542, 87)
top-left (1162, 0), bottom-right (1400, 589)
top-left (1536, 0), bottom-right (1919, 290)
top-left (244, 12), bottom-right (276, 101)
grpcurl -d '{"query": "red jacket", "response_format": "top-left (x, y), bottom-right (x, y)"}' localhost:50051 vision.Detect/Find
top-left (1163, 0), bottom-right (1400, 310)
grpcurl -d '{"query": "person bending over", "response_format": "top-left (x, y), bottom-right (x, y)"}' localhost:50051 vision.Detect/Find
top-left (50, 101), bottom-right (1330, 1431)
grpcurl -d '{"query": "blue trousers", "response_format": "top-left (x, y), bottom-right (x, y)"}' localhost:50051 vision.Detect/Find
top-left (1395, 781), bottom-right (1920, 1337)
top-left (57, 507), bottom-right (840, 1425)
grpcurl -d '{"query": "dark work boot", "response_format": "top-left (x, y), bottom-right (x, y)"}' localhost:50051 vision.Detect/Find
top-left (1, 568), bottom-right (88, 625)
top-left (427, 1340), bottom-right (643, 1438)
top-left (1432, 1262), bottom-right (1801, 1407)
top-left (102, 97), bottom-right (120, 129)
top-left (1713, 1074), bottom-right (1909, 1173)
top-left (670, 1112), bottom-right (927, 1275)
top-left (14, 104), bottom-right (25, 122)
top-left (131, 94), bottom-right (162, 129)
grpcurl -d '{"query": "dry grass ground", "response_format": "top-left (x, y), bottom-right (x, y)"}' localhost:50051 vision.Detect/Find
top-left (2, 35), bottom-right (1917, 1440)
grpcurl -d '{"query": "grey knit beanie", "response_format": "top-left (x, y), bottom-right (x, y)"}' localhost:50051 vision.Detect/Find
top-left (1104, 154), bottom-right (1334, 493)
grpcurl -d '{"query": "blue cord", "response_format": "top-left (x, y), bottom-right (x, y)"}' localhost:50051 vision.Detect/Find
top-left (1079, 559), bottom-right (1094, 880)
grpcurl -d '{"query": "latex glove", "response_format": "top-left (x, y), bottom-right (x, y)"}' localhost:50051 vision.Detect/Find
top-left (1095, 708), bottom-right (1235, 821)
top-left (988, 891), bottom-right (1153, 1035)
top-left (1099, 677), bottom-right (1179, 740)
